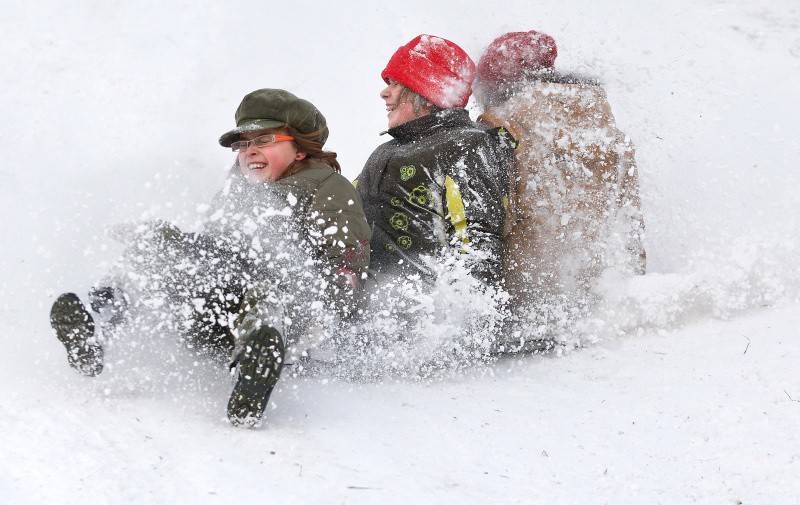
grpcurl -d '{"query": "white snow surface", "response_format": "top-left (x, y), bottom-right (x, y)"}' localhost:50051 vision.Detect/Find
top-left (2, 1), bottom-right (800, 503)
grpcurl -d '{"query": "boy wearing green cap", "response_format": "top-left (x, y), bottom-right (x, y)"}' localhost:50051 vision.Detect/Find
top-left (50, 89), bottom-right (371, 428)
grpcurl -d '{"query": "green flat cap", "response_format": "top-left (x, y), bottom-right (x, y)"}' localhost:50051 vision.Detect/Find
top-left (219, 88), bottom-right (328, 147)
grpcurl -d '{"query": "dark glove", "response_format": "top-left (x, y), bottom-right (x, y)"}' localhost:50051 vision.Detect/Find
top-left (107, 219), bottom-right (186, 249)
top-left (147, 220), bottom-right (185, 246)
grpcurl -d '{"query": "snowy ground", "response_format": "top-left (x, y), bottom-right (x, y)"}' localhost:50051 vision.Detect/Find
top-left (3, 305), bottom-right (799, 504)
top-left (2, 1), bottom-right (800, 503)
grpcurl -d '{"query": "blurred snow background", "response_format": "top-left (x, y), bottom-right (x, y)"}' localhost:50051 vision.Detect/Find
top-left (1, 0), bottom-right (799, 503)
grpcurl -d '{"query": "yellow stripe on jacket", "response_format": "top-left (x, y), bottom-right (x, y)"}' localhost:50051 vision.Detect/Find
top-left (444, 175), bottom-right (470, 245)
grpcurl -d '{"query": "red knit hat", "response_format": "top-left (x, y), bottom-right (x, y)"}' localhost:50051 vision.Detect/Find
top-left (477, 30), bottom-right (558, 84)
top-left (381, 34), bottom-right (476, 109)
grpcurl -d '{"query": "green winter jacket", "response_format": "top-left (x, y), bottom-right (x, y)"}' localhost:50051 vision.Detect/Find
top-left (201, 161), bottom-right (371, 303)
top-left (355, 108), bottom-right (514, 283)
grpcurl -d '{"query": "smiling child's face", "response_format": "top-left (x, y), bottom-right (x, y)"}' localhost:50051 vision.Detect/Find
top-left (236, 130), bottom-right (305, 184)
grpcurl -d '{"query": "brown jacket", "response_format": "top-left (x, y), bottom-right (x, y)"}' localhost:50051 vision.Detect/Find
top-left (479, 77), bottom-right (646, 307)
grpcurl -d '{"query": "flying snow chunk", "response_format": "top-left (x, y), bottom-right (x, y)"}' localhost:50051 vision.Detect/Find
top-left (192, 298), bottom-right (206, 311)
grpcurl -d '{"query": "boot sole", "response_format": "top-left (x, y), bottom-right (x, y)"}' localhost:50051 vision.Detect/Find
top-left (227, 326), bottom-right (284, 427)
top-left (50, 293), bottom-right (104, 376)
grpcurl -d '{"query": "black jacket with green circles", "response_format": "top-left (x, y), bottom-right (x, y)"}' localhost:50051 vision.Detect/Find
top-left (355, 108), bottom-right (514, 283)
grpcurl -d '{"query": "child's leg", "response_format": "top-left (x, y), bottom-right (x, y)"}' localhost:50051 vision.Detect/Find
top-left (49, 269), bottom-right (129, 376)
top-left (230, 284), bottom-right (289, 362)
top-left (87, 285), bottom-right (129, 328)
top-left (226, 325), bottom-right (284, 428)
top-left (181, 286), bottom-right (241, 357)
top-left (226, 283), bottom-right (289, 427)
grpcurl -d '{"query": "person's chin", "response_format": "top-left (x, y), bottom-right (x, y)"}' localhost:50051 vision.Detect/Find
top-left (244, 171), bottom-right (268, 185)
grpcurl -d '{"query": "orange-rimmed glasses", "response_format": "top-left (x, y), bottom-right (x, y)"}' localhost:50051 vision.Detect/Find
top-left (231, 134), bottom-right (294, 152)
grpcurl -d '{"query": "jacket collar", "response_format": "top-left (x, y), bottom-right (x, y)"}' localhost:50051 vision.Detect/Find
top-left (386, 108), bottom-right (472, 142)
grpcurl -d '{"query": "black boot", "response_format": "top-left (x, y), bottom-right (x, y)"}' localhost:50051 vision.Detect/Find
top-left (227, 326), bottom-right (285, 428)
top-left (50, 293), bottom-right (104, 376)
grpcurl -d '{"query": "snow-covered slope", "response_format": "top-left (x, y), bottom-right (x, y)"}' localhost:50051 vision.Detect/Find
top-left (1, 1), bottom-right (799, 503)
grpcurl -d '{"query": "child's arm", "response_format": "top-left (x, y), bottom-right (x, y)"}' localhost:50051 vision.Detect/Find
top-left (305, 173), bottom-right (372, 299)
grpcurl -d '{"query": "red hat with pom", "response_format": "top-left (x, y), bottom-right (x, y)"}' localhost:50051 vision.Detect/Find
top-left (381, 34), bottom-right (476, 109)
top-left (477, 30), bottom-right (558, 84)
